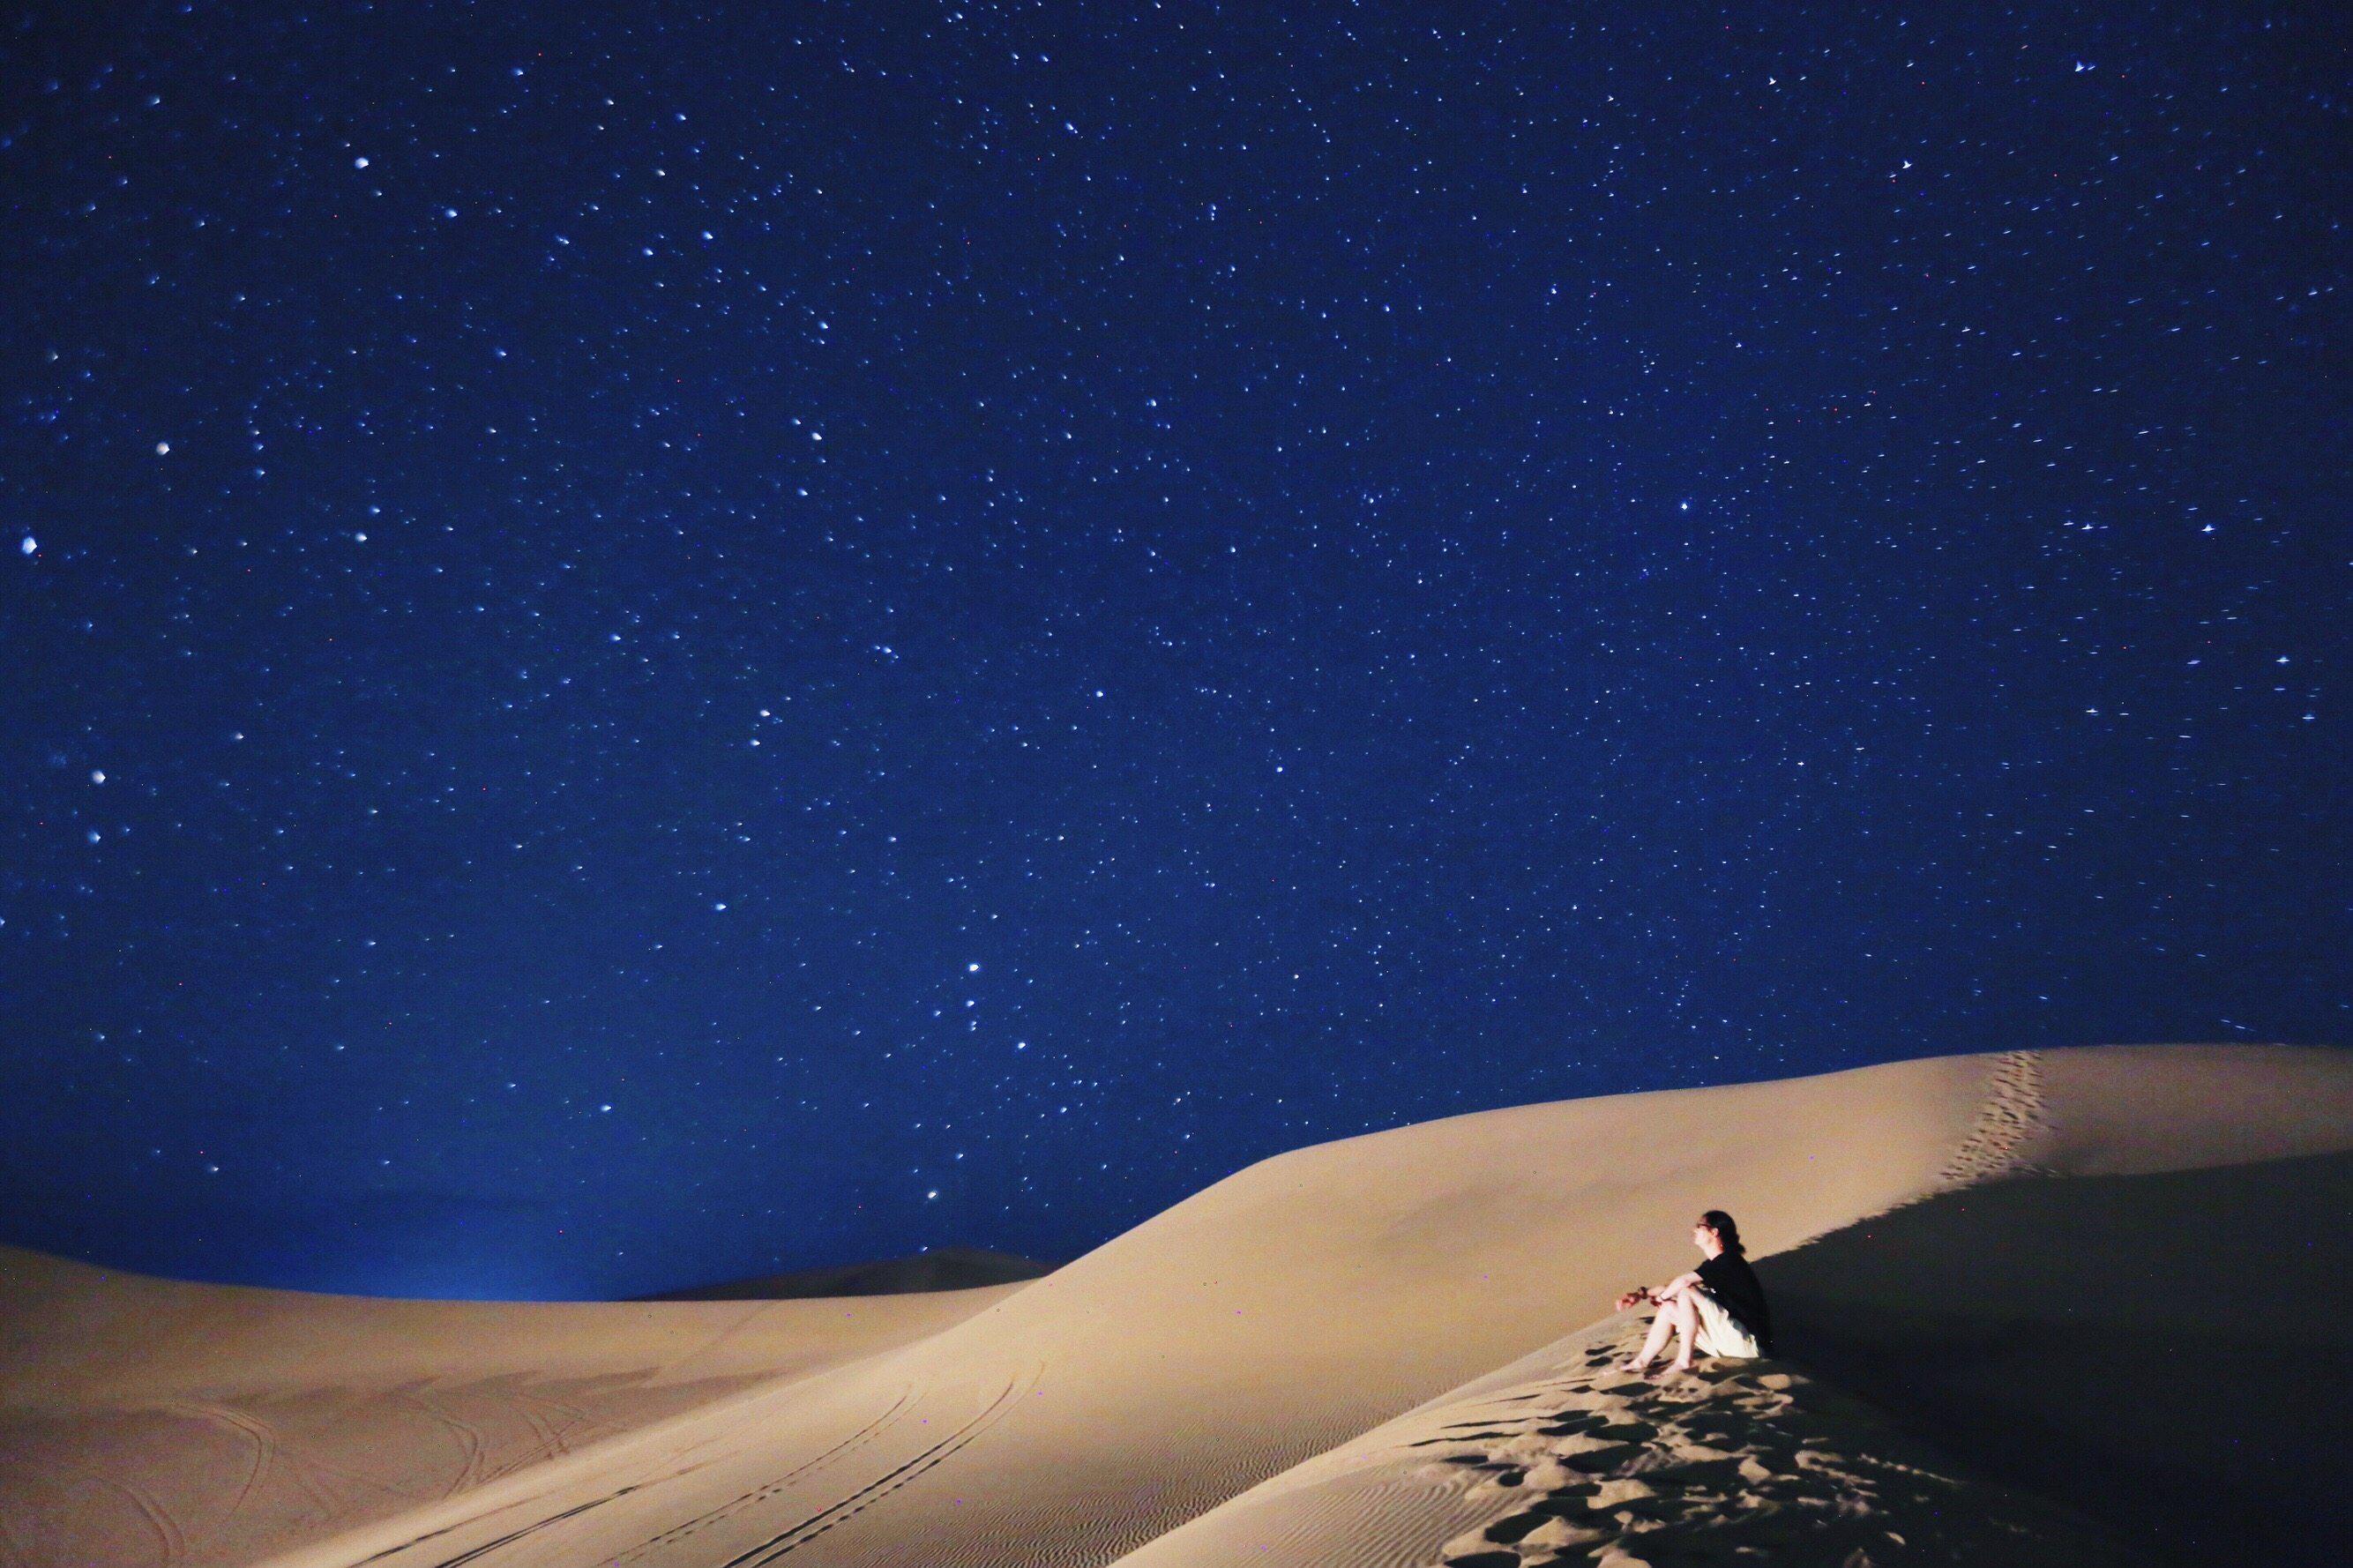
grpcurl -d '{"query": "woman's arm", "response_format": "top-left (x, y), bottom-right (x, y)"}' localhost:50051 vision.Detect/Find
top-left (1617, 1271), bottom-right (1703, 1310)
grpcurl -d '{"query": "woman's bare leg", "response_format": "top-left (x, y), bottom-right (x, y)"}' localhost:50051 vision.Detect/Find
top-left (1621, 1295), bottom-right (1679, 1373)
top-left (1664, 1292), bottom-right (1699, 1370)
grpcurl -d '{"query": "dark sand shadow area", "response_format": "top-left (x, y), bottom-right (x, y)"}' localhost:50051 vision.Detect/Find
top-left (1762, 1150), bottom-right (2353, 1566)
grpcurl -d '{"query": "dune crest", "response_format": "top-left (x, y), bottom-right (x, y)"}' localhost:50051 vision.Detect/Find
top-left (639, 1245), bottom-right (1053, 1301)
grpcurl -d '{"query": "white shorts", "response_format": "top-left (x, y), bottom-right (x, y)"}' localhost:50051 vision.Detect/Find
top-left (1691, 1288), bottom-right (1763, 1359)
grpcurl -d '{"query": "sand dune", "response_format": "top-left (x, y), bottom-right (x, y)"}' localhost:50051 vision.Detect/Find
top-left (5, 1044), bottom-right (2348, 1568)
top-left (639, 1247), bottom-right (1053, 1302)
top-left (1114, 1048), bottom-right (2353, 1567)
top-left (1109, 1312), bottom-right (2142, 1568)
top-left (0, 1248), bottom-right (1025, 1567)
top-left (232, 1049), bottom-right (1996, 1568)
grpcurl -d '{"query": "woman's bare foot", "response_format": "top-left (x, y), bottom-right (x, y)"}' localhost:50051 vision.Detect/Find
top-left (1617, 1357), bottom-right (1655, 1377)
top-left (1662, 1358), bottom-right (1694, 1377)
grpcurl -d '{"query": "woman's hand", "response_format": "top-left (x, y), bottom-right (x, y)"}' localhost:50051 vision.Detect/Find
top-left (1615, 1288), bottom-right (1654, 1311)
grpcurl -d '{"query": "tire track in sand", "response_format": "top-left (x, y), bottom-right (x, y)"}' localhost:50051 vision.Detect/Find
top-left (607, 1386), bottom-right (919, 1564)
top-left (395, 1389), bottom-right (491, 1498)
top-left (93, 1474), bottom-right (188, 1567)
top-left (420, 1483), bottom-right (649, 1568)
top-left (512, 1386), bottom-right (601, 1457)
top-left (495, 1390), bottom-right (571, 1477)
top-left (164, 1401), bottom-right (280, 1519)
top-left (351, 1446), bottom-right (743, 1565)
top-left (349, 1492), bottom-right (561, 1566)
top-left (713, 1367), bottom-right (1039, 1568)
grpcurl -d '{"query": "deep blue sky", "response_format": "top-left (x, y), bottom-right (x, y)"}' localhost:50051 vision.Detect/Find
top-left (3, 2), bottom-right (2344, 1299)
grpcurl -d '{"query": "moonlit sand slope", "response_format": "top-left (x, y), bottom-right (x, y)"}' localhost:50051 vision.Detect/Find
top-left (5, 1045), bottom-right (2347, 1568)
top-left (233, 1050), bottom-right (1993, 1568)
top-left (266, 1046), bottom-right (2347, 1568)
top-left (0, 1249), bottom-right (1025, 1568)
top-left (1113, 1049), bottom-right (2353, 1567)
top-left (1111, 1310), bottom-right (2144, 1568)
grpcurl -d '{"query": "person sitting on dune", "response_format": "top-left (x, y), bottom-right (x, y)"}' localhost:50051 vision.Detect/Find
top-left (1615, 1209), bottom-right (1774, 1377)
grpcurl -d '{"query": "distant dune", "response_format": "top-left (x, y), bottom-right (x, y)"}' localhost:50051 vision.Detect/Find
top-left (4, 1044), bottom-right (2348, 1567)
top-left (637, 1245), bottom-right (1053, 1301)
top-left (0, 1248), bottom-right (1022, 1566)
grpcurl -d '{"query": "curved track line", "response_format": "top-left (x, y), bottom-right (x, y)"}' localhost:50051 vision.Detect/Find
top-left (169, 1401), bottom-right (277, 1519)
top-left (347, 1490), bottom-right (560, 1568)
top-left (397, 1390), bottom-right (490, 1498)
top-left (608, 1387), bottom-right (918, 1564)
top-left (715, 1366), bottom-right (1040, 1568)
top-left (512, 1386), bottom-right (599, 1453)
top-left (93, 1474), bottom-right (188, 1567)
top-left (234, 1410), bottom-right (350, 1520)
top-left (498, 1393), bottom-right (568, 1475)
top-left (350, 1450), bottom-right (735, 1564)
top-left (421, 1482), bottom-right (648, 1568)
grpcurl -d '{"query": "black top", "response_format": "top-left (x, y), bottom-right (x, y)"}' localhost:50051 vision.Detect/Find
top-left (1693, 1252), bottom-right (1773, 1353)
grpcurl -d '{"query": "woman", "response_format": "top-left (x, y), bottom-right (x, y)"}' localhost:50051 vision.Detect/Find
top-left (1615, 1210), bottom-right (1774, 1377)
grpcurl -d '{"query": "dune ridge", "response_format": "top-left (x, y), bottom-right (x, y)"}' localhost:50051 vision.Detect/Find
top-left (5, 1043), bottom-right (2348, 1568)
top-left (638, 1246), bottom-right (1053, 1302)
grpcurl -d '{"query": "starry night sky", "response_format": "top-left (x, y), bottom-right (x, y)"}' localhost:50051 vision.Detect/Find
top-left (3, 2), bottom-right (2346, 1299)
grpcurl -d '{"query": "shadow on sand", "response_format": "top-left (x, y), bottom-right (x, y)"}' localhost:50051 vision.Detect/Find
top-left (1762, 1150), bottom-right (2353, 1566)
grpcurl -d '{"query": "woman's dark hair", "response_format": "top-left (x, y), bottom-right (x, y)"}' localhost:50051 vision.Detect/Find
top-left (1699, 1210), bottom-right (1745, 1256)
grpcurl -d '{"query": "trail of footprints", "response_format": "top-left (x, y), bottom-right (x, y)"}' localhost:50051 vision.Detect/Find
top-left (1414, 1325), bottom-right (2015, 1568)
top-left (1936, 1049), bottom-right (2056, 1190)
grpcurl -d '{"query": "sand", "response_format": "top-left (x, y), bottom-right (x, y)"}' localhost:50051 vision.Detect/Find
top-left (4, 1043), bottom-right (2348, 1568)
top-left (639, 1247), bottom-right (1052, 1302)
top-left (0, 1250), bottom-right (1022, 1566)
top-left (1114, 1050), bottom-right (2353, 1567)
top-left (1109, 1313), bottom-right (2142, 1568)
